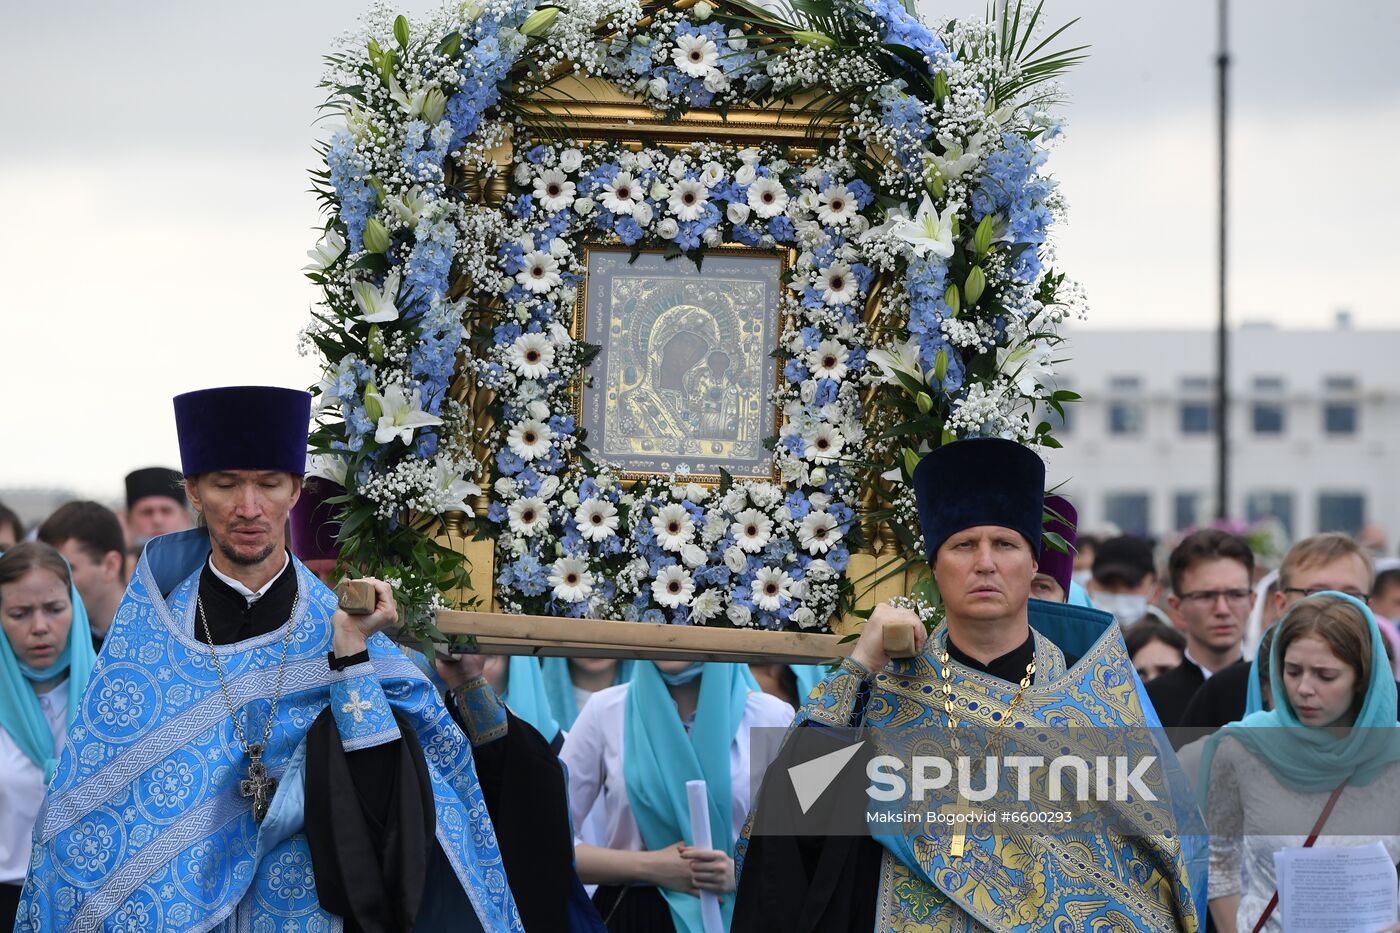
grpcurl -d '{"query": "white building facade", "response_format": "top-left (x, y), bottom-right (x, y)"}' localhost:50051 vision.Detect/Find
top-left (1042, 317), bottom-right (1400, 545)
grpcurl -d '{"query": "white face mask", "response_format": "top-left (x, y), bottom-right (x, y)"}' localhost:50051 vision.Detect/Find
top-left (1094, 592), bottom-right (1149, 627)
top-left (1071, 568), bottom-right (1093, 587)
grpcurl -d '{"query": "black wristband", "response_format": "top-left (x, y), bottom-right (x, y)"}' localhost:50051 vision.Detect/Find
top-left (327, 649), bottom-right (370, 672)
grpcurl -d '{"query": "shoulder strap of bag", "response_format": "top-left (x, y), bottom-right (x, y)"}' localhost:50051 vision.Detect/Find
top-left (1249, 777), bottom-right (1350, 933)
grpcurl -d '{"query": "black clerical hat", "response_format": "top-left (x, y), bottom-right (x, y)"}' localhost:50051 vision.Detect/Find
top-left (124, 467), bottom-right (186, 508)
top-left (173, 386), bottom-right (312, 476)
top-left (912, 438), bottom-right (1045, 560)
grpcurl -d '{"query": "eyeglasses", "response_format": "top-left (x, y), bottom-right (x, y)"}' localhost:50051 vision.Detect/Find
top-left (1179, 589), bottom-right (1253, 606)
top-left (1282, 586), bottom-right (1370, 600)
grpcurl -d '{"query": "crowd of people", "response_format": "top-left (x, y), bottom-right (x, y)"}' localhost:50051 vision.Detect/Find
top-left (2, 387), bottom-right (1399, 932)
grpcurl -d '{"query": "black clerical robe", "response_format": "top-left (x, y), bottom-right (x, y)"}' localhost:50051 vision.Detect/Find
top-left (732, 634), bottom-right (1041, 933)
top-left (1144, 657), bottom-right (1208, 730)
top-left (198, 560), bottom-right (582, 932)
top-left (1182, 658), bottom-right (1400, 727)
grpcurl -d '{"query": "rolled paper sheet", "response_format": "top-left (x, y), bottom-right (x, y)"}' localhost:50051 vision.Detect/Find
top-left (685, 779), bottom-right (725, 933)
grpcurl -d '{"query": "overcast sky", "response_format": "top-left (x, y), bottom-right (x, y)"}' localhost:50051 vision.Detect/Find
top-left (2, 0), bottom-right (1397, 499)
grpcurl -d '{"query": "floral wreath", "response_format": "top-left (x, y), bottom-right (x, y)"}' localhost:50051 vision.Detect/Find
top-left (303, 0), bottom-right (1086, 639)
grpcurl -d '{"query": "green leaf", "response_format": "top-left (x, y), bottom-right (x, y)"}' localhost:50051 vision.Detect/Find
top-left (718, 467), bottom-right (733, 495)
top-left (435, 31), bottom-right (462, 59)
top-left (394, 15), bottom-right (410, 49)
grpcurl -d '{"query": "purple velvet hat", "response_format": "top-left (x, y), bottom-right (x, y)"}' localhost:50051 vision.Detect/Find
top-left (289, 476), bottom-right (345, 563)
top-left (173, 386), bottom-right (311, 476)
top-left (1039, 494), bottom-right (1079, 593)
top-left (912, 438), bottom-right (1046, 559)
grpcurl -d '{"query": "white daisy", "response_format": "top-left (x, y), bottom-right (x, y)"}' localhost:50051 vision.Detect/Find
top-left (731, 508), bottom-right (774, 553)
top-left (574, 499), bottom-right (619, 542)
top-left (668, 179), bottom-right (709, 222)
top-left (690, 588), bottom-right (722, 623)
top-left (797, 510), bottom-right (842, 554)
top-left (532, 168), bottom-right (576, 212)
top-left (808, 339), bottom-right (850, 380)
top-left (601, 172), bottom-right (641, 216)
top-left (673, 34), bottom-right (719, 78)
top-left (507, 332), bottom-right (555, 379)
top-left (746, 176), bottom-right (789, 218)
top-left (507, 419), bottom-right (553, 461)
top-left (517, 250), bottom-right (562, 294)
top-left (651, 564), bottom-right (696, 608)
top-left (752, 567), bottom-right (793, 611)
top-left (804, 424), bottom-right (845, 463)
top-left (818, 263), bottom-right (858, 306)
top-left (817, 184), bottom-right (857, 225)
top-left (507, 497), bottom-right (549, 536)
top-left (651, 503), bottom-right (695, 552)
top-left (549, 557), bottom-right (594, 602)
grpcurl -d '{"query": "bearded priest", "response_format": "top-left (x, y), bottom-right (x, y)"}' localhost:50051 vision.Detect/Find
top-left (16, 386), bottom-right (538, 932)
top-left (733, 438), bottom-right (1206, 933)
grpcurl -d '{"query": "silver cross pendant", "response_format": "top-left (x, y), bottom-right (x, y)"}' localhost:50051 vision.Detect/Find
top-left (239, 743), bottom-right (277, 824)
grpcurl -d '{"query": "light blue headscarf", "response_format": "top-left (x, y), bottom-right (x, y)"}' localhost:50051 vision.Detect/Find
top-left (0, 554), bottom-right (97, 781)
top-left (1198, 592), bottom-right (1400, 804)
top-left (623, 662), bottom-right (750, 933)
top-left (505, 657), bottom-right (561, 743)
top-left (790, 664), bottom-right (827, 704)
top-left (541, 657), bottom-right (635, 733)
top-left (1242, 625), bottom-right (1279, 717)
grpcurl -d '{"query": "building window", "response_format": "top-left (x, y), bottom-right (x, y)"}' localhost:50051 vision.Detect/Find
top-left (1324, 375), bottom-right (1357, 392)
top-left (1323, 402), bottom-right (1358, 435)
top-left (1317, 493), bottom-right (1365, 535)
top-left (1181, 375), bottom-right (1213, 393)
top-left (1106, 376), bottom-right (1143, 436)
top-left (1246, 492), bottom-right (1294, 537)
top-left (1252, 375), bottom-right (1285, 435)
top-left (1109, 403), bottom-right (1144, 435)
top-left (1179, 402), bottom-right (1212, 434)
top-left (1104, 492), bottom-right (1150, 536)
top-left (1174, 492), bottom-right (1203, 531)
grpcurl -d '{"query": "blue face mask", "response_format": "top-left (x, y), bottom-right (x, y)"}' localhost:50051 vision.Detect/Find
top-left (658, 662), bottom-right (704, 686)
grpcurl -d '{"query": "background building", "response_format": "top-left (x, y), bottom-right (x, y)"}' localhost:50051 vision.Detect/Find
top-left (1044, 313), bottom-right (1400, 545)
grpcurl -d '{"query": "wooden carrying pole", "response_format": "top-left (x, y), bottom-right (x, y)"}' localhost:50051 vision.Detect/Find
top-left (435, 609), bottom-right (853, 665)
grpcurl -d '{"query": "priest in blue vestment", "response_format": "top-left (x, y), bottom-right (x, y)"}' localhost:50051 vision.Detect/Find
top-left (733, 438), bottom-right (1207, 933)
top-left (15, 386), bottom-right (574, 932)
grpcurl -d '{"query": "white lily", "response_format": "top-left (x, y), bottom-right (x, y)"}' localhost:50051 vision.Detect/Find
top-left (430, 459), bottom-right (481, 515)
top-left (893, 194), bottom-right (958, 259)
top-left (928, 132), bottom-right (986, 182)
top-left (387, 187), bottom-right (433, 228)
top-left (303, 230), bottom-right (346, 273)
top-left (996, 340), bottom-right (1055, 396)
top-left (388, 76), bottom-right (428, 117)
top-left (867, 337), bottom-right (931, 387)
top-left (352, 271), bottom-right (402, 324)
top-left (307, 454), bottom-right (349, 487)
top-left (370, 383), bottom-right (443, 446)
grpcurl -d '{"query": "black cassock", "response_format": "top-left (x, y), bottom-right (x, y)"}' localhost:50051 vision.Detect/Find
top-left (198, 562), bottom-right (581, 932)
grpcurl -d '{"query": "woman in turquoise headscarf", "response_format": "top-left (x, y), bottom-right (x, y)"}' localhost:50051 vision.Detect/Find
top-left (559, 661), bottom-right (793, 932)
top-left (0, 542), bottom-right (97, 928)
top-left (1200, 593), bottom-right (1400, 933)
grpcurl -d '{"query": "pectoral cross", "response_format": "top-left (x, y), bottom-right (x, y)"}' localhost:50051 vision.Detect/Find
top-left (240, 744), bottom-right (277, 824)
top-left (943, 800), bottom-right (975, 859)
top-left (342, 690), bottom-right (373, 724)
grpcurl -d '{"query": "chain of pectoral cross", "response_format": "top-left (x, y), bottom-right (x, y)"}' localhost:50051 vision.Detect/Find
top-left (937, 642), bottom-right (1035, 858)
top-left (197, 590), bottom-right (299, 824)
